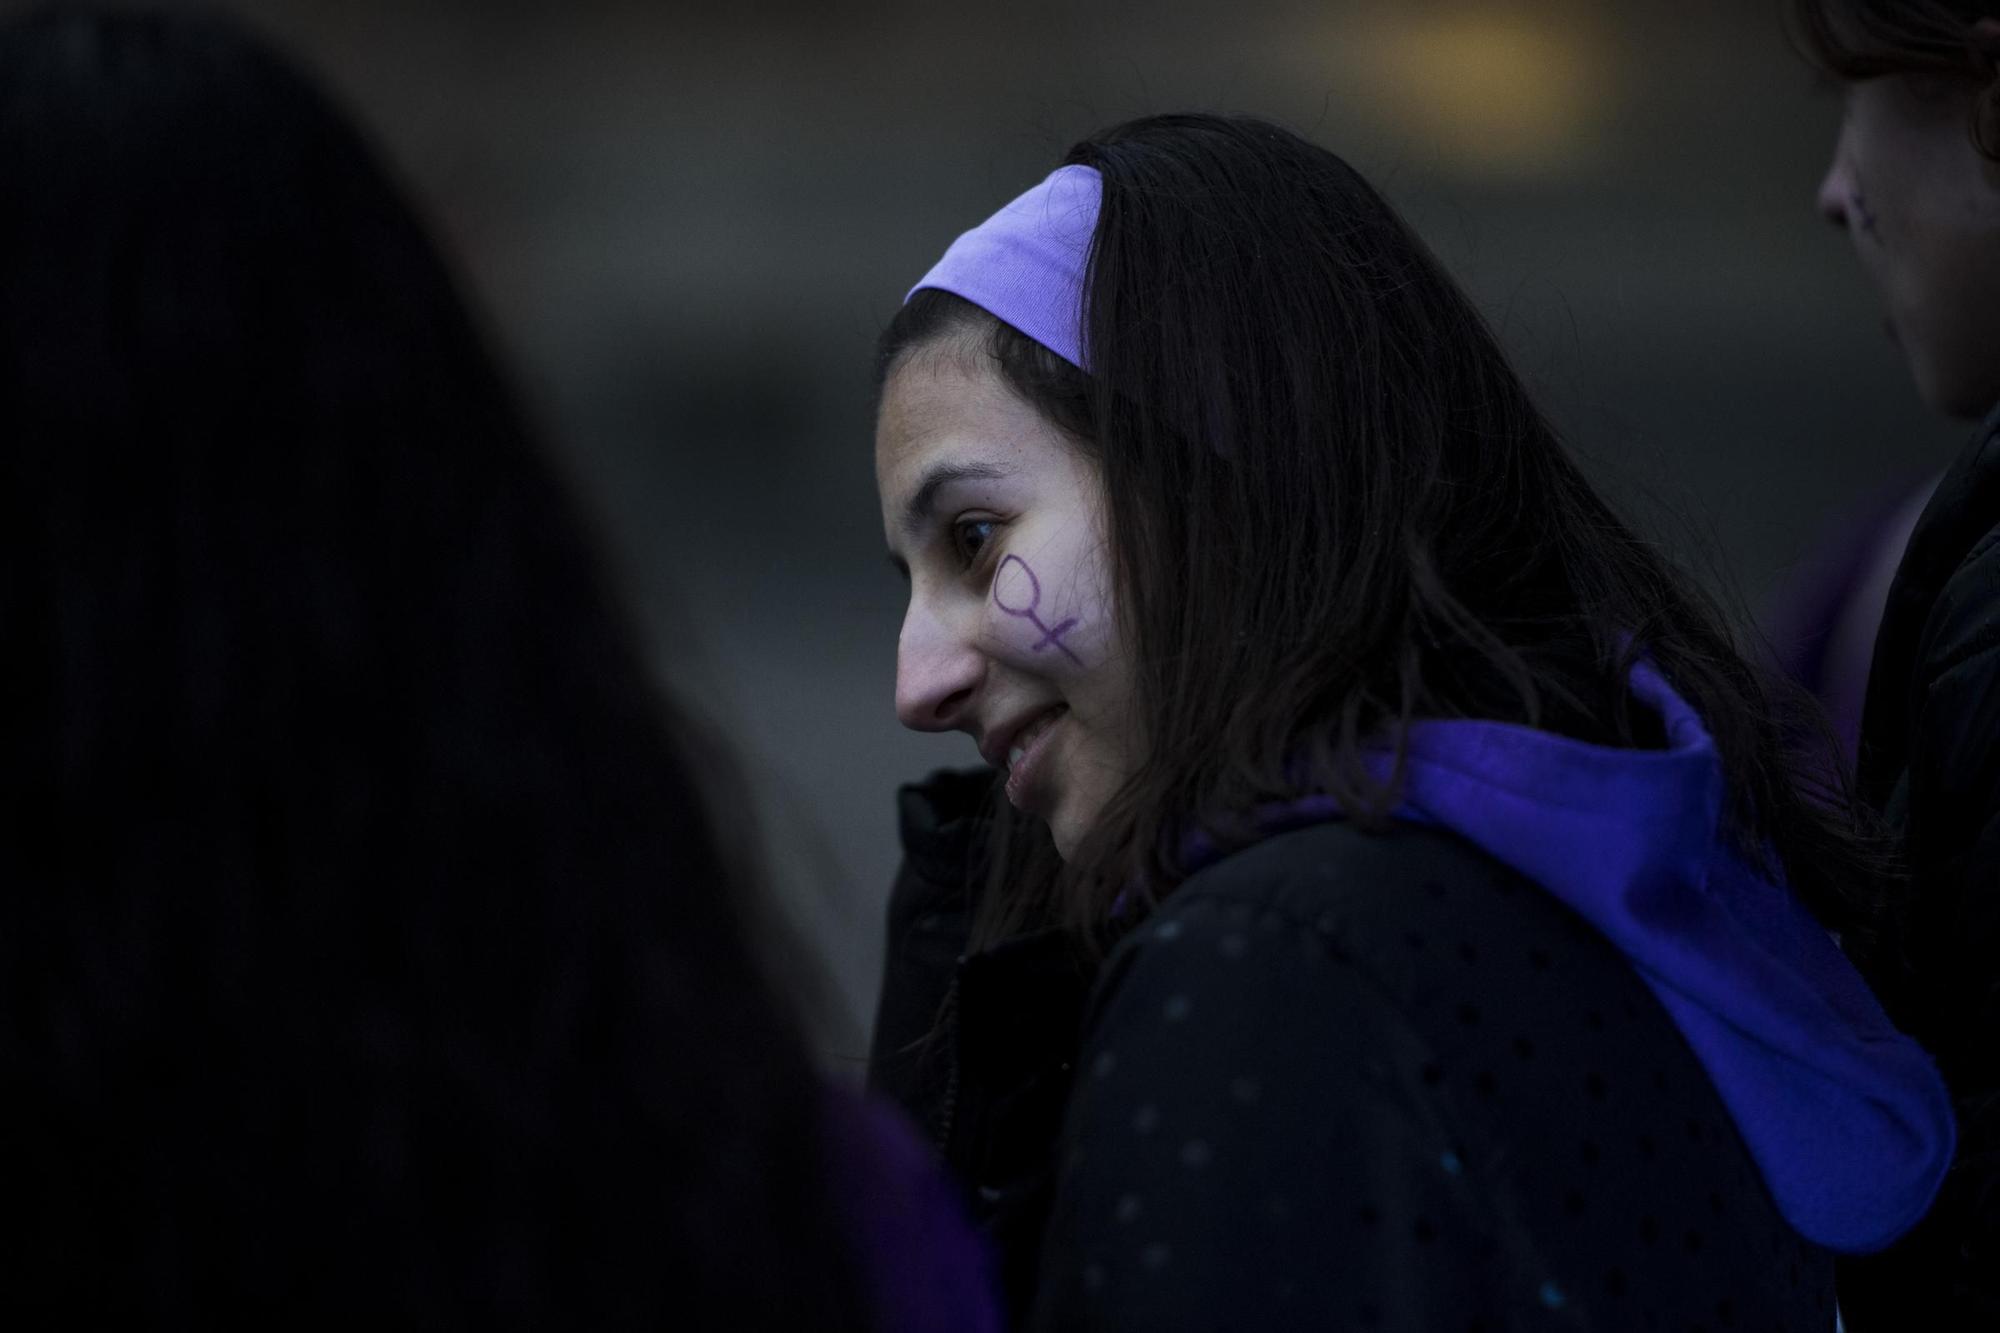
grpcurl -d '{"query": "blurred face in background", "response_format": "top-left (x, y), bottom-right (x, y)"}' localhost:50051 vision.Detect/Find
top-left (1816, 61), bottom-right (2000, 419)
top-left (877, 348), bottom-right (1138, 859)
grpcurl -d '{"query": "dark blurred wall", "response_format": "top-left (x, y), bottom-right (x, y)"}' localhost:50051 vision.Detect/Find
top-left (26, 0), bottom-right (1966, 1059)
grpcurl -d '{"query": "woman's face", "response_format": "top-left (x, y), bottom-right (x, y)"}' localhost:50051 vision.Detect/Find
top-left (1816, 69), bottom-right (2000, 419)
top-left (876, 345), bottom-right (1138, 858)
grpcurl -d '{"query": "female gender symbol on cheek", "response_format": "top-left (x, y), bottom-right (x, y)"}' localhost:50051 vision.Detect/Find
top-left (993, 554), bottom-right (1084, 666)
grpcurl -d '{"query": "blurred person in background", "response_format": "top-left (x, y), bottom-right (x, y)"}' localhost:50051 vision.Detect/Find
top-left (867, 112), bottom-right (1951, 1330)
top-left (0, 6), bottom-right (994, 1328)
top-left (1797, 1), bottom-right (2000, 1326)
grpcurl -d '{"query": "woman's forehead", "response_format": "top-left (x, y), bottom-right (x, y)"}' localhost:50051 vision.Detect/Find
top-left (875, 358), bottom-right (1103, 551)
top-left (877, 355), bottom-right (1046, 480)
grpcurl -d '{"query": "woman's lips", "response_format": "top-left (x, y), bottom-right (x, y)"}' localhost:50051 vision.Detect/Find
top-left (1003, 706), bottom-right (1067, 811)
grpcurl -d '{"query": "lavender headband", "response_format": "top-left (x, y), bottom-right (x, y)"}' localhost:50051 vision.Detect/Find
top-left (906, 164), bottom-right (1101, 371)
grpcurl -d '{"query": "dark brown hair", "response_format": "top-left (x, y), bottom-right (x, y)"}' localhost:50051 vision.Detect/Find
top-left (1791, 0), bottom-right (2000, 158)
top-left (0, 7), bottom-right (866, 1326)
top-left (881, 114), bottom-right (1895, 961)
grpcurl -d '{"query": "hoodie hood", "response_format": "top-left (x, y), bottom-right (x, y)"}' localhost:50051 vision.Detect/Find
top-left (1196, 659), bottom-right (1953, 1254)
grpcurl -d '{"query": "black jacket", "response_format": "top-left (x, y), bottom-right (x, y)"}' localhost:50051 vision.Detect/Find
top-left (1842, 404), bottom-right (2000, 1331)
top-left (870, 771), bottom-right (1836, 1331)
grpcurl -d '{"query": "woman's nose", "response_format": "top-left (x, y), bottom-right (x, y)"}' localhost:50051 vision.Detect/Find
top-left (894, 605), bottom-right (983, 733)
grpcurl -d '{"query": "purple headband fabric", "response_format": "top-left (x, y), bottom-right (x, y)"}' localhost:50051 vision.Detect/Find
top-left (906, 164), bottom-right (1101, 370)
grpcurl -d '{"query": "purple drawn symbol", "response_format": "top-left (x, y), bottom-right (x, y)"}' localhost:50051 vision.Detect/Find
top-left (994, 554), bottom-right (1083, 666)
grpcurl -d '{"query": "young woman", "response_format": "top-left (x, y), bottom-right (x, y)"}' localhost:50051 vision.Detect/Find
top-left (869, 113), bottom-right (1955, 1330)
top-left (1797, 3), bottom-right (2000, 1325)
top-left (0, 7), bottom-right (993, 1327)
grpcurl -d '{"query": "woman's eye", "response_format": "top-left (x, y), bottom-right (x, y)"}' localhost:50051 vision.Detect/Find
top-left (951, 518), bottom-right (997, 566)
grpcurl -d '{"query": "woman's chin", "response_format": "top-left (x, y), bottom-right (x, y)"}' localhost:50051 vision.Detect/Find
top-left (1044, 797), bottom-right (1108, 864)
top-left (1046, 814), bottom-right (1079, 862)
top-left (1042, 764), bottom-right (1134, 864)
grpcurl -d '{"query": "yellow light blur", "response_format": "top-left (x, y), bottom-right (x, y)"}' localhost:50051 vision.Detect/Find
top-left (1336, 8), bottom-right (1616, 179)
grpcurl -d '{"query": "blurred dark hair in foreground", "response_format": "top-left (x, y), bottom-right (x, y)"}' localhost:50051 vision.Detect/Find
top-left (0, 6), bottom-right (868, 1325)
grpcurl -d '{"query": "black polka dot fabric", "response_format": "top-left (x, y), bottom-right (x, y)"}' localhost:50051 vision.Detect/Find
top-left (1024, 821), bottom-right (1837, 1331)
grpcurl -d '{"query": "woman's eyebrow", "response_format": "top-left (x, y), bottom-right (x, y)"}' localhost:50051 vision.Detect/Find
top-left (899, 460), bottom-right (1011, 538)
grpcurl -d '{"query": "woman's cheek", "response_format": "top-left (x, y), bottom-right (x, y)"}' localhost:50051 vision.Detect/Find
top-left (989, 551), bottom-right (1091, 668)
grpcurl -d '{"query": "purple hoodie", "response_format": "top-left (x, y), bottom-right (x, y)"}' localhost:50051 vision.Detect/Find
top-left (1187, 658), bottom-right (1953, 1255)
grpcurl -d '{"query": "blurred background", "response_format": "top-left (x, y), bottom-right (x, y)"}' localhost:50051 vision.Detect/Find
top-left (27, 0), bottom-right (1966, 1064)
